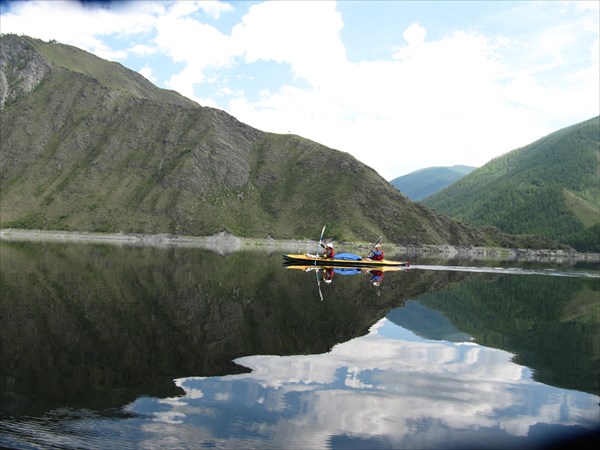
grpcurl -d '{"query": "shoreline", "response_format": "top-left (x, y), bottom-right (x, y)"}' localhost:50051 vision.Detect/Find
top-left (2, 228), bottom-right (598, 262)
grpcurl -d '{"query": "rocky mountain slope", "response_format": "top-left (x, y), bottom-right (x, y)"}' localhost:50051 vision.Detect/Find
top-left (0, 35), bottom-right (561, 249)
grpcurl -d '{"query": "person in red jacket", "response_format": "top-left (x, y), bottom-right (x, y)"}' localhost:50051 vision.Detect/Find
top-left (320, 242), bottom-right (335, 259)
top-left (367, 243), bottom-right (384, 261)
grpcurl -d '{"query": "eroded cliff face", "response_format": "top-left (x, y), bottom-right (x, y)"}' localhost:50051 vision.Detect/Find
top-left (0, 35), bottom-right (52, 110)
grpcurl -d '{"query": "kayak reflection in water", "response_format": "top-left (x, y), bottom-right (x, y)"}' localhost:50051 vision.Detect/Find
top-left (365, 269), bottom-right (384, 286)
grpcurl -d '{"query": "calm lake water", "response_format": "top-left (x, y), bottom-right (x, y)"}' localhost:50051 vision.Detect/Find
top-left (1, 240), bottom-right (598, 449)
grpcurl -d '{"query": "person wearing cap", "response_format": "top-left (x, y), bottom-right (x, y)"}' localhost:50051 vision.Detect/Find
top-left (320, 241), bottom-right (335, 259)
top-left (367, 243), bottom-right (384, 261)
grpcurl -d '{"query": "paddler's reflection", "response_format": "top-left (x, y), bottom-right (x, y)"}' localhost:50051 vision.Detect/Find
top-left (365, 269), bottom-right (384, 286)
top-left (321, 267), bottom-right (334, 284)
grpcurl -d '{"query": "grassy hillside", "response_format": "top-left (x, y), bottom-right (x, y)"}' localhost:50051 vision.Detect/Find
top-left (36, 38), bottom-right (197, 108)
top-left (423, 117), bottom-right (600, 251)
top-left (0, 35), bottom-right (567, 249)
top-left (390, 165), bottom-right (476, 201)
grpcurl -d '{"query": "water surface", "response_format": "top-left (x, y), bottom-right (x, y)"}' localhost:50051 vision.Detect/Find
top-left (1, 241), bottom-right (598, 449)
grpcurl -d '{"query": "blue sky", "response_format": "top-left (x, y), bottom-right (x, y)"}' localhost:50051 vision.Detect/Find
top-left (1, 0), bottom-right (598, 179)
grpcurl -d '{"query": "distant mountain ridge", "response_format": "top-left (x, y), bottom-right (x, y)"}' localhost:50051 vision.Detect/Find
top-left (2, 34), bottom-right (548, 249)
top-left (423, 117), bottom-right (600, 252)
top-left (390, 165), bottom-right (476, 201)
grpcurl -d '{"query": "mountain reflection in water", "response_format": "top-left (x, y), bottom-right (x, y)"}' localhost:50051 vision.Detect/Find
top-left (1, 241), bottom-right (598, 449)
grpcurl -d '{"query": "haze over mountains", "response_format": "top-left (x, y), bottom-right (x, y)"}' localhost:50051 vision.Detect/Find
top-left (0, 35), bottom-right (592, 251)
top-left (390, 165), bottom-right (476, 201)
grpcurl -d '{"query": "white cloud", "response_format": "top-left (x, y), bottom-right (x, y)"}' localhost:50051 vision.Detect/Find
top-left (402, 22), bottom-right (427, 46)
top-left (573, 0), bottom-right (600, 13)
top-left (155, 15), bottom-right (231, 65)
top-left (196, 0), bottom-right (234, 19)
top-left (129, 43), bottom-right (157, 57)
top-left (224, 3), bottom-right (598, 178)
top-left (228, 21), bottom-right (544, 176)
top-left (232, 1), bottom-right (347, 81)
top-left (139, 65), bottom-right (156, 83)
top-left (0, 0), bottom-right (162, 59)
top-left (164, 0), bottom-right (232, 20)
top-left (152, 4), bottom-right (238, 99)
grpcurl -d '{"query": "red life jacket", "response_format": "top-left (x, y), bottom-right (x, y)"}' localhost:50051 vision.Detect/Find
top-left (372, 249), bottom-right (384, 261)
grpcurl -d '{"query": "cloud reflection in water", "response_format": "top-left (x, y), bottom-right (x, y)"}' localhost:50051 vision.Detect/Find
top-left (125, 318), bottom-right (599, 449)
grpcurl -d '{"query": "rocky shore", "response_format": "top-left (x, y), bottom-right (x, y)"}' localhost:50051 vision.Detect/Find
top-left (2, 228), bottom-right (598, 262)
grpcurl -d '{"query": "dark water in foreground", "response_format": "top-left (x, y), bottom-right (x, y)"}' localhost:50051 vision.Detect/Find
top-left (1, 241), bottom-right (598, 449)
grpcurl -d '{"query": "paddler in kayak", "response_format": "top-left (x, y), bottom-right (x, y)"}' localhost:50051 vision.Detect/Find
top-left (319, 242), bottom-right (335, 259)
top-left (366, 243), bottom-right (384, 261)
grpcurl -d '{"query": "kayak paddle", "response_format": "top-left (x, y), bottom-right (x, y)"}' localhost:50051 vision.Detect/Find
top-left (316, 225), bottom-right (326, 300)
top-left (316, 225), bottom-right (326, 266)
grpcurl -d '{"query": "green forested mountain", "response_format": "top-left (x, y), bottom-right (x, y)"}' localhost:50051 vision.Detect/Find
top-left (0, 35), bottom-right (565, 249)
top-left (390, 165), bottom-right (476, 201)
top-left (423, 117), bottom-right (600, 252)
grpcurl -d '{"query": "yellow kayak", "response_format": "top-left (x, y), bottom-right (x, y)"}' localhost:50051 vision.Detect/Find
top-left (282, 253), bottom-right (410, 267)
top-left (284, 264), bottom-right (407, 273)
